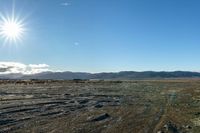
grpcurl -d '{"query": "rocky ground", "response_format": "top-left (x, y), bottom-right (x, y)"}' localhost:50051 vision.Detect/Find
top-left (0, 79), bottom-right (200, 133)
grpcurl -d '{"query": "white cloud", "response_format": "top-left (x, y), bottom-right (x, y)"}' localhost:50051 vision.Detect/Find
top-left (61, 2), bottom-right (70, 6)
top-left (28, 64), bottom-right (49, 68)
top-left (0, 62), bottom-right (51, 75)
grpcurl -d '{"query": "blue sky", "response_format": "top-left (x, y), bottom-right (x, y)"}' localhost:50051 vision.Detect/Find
top-left (0, 0), bottom-right (200, 72)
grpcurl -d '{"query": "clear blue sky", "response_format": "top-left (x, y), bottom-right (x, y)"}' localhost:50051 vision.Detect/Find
top-left (0, 0), bottom-right (200, 72)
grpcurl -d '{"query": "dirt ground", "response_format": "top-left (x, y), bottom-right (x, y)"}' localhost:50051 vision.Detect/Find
top-left (0, 79), bottom-right (200, 133)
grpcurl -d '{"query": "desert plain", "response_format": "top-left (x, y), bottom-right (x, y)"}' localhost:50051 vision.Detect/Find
top-left (0, 79), bottom-right (200, 133)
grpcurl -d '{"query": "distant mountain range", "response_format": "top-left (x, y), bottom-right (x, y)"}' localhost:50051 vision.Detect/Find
top-left (1, 71), bottom-right (200, 80)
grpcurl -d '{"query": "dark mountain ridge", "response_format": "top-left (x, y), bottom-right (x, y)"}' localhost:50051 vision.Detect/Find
top-left (1, 71), bottom-right (200, 80)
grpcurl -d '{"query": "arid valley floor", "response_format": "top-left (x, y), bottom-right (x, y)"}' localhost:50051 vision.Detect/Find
top-left (0, 79), bottom-right (200, 133)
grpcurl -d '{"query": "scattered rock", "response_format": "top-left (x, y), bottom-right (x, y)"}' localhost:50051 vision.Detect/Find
top-left (163, 124), bottom-right (168, 130)
top-left (78, 99), bottom-right (89, 104)
top-left (186, 125), bottom-right (192, 129)
top-left (162, 121), bottom-right (179, 133)
top-left (157, 131), bottom-right (163, 133)
top-left (94, 104), bottom-right (103, 108)
top-left (195, 112), bottom-right (200, 116)
top-left (90, 113), bottom-right (110, 122)
top-left (69, 100), bottom-right (75, 103)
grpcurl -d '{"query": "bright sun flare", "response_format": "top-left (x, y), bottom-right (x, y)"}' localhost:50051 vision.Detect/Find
top-left (0, 15), bottom-right (25, 43)
top-left (2, 21), bottom-right (22, 39)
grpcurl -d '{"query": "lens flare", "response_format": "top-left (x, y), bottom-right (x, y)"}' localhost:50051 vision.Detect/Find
top-left (0, 14), bottom-right (25, 43)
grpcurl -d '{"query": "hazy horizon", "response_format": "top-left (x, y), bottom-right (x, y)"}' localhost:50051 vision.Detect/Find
top-left (1, 61), bottom-right (200, 75)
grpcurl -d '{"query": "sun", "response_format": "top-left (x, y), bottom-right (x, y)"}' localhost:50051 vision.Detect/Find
top-left (0, 15), bottom-right (25, 43)
top-left (2, 21), bottom-right (23, 39)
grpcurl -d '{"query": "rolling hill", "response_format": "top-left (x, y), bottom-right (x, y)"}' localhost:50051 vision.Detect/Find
top-left (1, 71), bottom-right (200, 80)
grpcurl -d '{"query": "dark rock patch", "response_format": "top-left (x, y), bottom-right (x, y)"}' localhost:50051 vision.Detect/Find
top-left (0, 119), bottom-right (15, 125)
top-left (94, 104), bottom-right (103, 108)
top-left (78, 99), bottom-right (89, 104)
top-left (90, 113), bottom-right (110, 122)
top-left (40, 111), bottom-right (62, 116)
